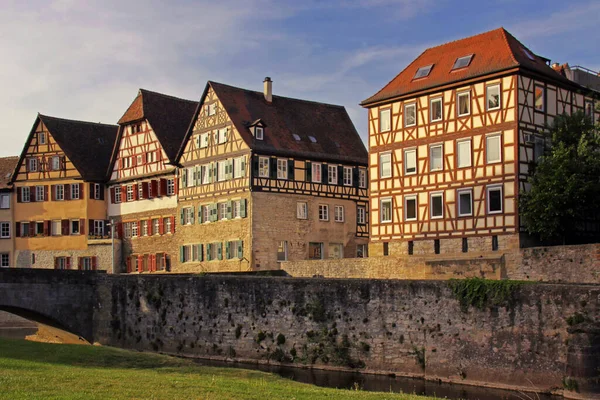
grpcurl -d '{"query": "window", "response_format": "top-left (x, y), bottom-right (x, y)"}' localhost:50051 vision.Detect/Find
top-left (487, 84), bottom-right (501, 110)
top-left (123, 157), bottom-right (131, 169)
top-left (28, 158), bottom-right (38, 172)
top-left (255, 126), bottom-right (264, 140)
top-left (152, 219), bottom-right (160, 235)
top-left (522, 48), bottom-right (535, 61)
top-left (457, 189), bottom-right (473, 217)
top-left (21, 222), bottom-right (30, 237)
top-left (234, 157), bottom-right (245, 179)
top-left (408, 241), bottom-right (414, 255)
top-left (383, 242), bottom-right (389, 256)
top-left (457, 140), bottom-right (472, 168)
top-left (430, 193), bottom-right (444, 219)
top-left (309, 242), bottom-right (323, 260)
top-left (462, 238), bottom-right (468, 253)
top-left (379, 108), bottom-right (391, 132)
top-left (430, 98), bottom-right (442, 122)
top-left (434, 239), bottom-right (440, 254)
top-left (430, 144), bottom-right (443, 171)
top-left (0, 222), bottom-right (10, 238)
top-left (51, 156), bottom-right (61, 171)
top-left (486, 134), bottom-right (502, 163)
top-left (414, 64), bottom-right (433, 79)
top-left (35, 221), bottom-right (44, 236)
top-left (55, 257), bottom-right (68, 270)
top-left (167, 179), bottom-right (175, 195)
top-left (380, 198), bottom-right (392, 223)
top-left (457, 92), bottom-right (470, 116)
top-left (334, 205), bottom-right (344, 222)
top-left (200, 133), bottom-right (209, 148)
top-left (35, 186), bottom-right (44, 202)
top-left (183, 207), bottom-right (194, 225)
top-left (404, 196), bottom-right (417, 221)
top-left (359, 169), bottom-right (367, 188)
top-left (80, 257), bottom-right (92, 271)
top-left (123, 222), bottom-right (132, 238)
top-left (202, 206), bottom-right (210, 223)
top-left (404, 103), bottom-right (416, 127)
top-left (21, 187), bottom-right (30, 203)
top-left (164, 217), bottom-right (172, 234)
top-left (52, 220), bottom-right (61, 236)
top-left (404, 149), bottom-right (416, 175)
top-left (219, 202), bottom-right (227, 220)
top-left (329, 243), bottom-right (343, 259)
top-left (93, 183), bottom-right (101, 200)
top-left (70, 220), bottom-right (80, 235)
top-left (258, 157), bottom-right (269, 178)
top-left (146, 151), bottom-right (155, 164)
top-left (311, 162), bottom-right (322, 183)
top-left (205, 103), bottom-right (217, 116)
top-left (357, 206), bottom-right (366, 225)
top-left (487, 186), bottom-right (503, 214)
top-left (357, 244), bottom-right (368, 258)
top-left (293, 134), bottom-right (301, 141)
top-left (114, 187), bottom-right (122, 203)
top-left (308, 136), bottom-right (317, 143)
top-left (492, 235), bottom-right (499, 251)
top-left (126, 185), bottom-right (133, 201)
top-left (136, 155), bottom-right (143, 166)
top-left (0, 253), bottom-right (8, 267)
top-left (452, 55), bottom-right (473, 70)
top-left (380, 153), bottom-right (392, 178)
top-left (201, 164), bottom-right (211, 184)
top-left (207, 242), bottom-right (219, 261)
top-left (343, 167), bottom-right (352, 186)
top-left (217, 128), bottom-right (228, 144)
top-left (226, 240), bottom-right (242, 259)
top-left (53, 184), bottom-right (64, 201)
top-left (94, 220), bottom-right (105, 236)
top-left (0, 194), bottom-right (9, 209)
top-left (277, 241), bottom-right (288, 262)
top-left (328, 165), bottom-right (337, 184)
top-left (217, 161), bottom-right (227, 181)
top-left (70, 183), bottom-right (79, 200)
top-left (318, 204), bottom-right (329, 221)
top-left (277, 159), bottom-right (288, 179)
top-left (138, 184), bottom-right (144, 199)
top-left (534, 85), bottom-right (545, 112)
top-left (585, 101), bottom-right (595, 121)
top-left (297, 202), bottom-right (308, 219)
top-left (38, 132), bottom-right (46, 144)
top-left (232, 200), bottom-right (242, 218)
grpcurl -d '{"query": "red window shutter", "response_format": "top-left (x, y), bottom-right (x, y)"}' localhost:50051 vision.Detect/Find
top-left (173, 177), bottom-right (178, 194)
top-left (44, 221), bottom-right (50, 236)
top-left (16, 188), bottom-right (21, 203)
top-left (137, 255), bottom-right (142, 271)
top-left (78, 258), bottom-right (82, 270)
top-left (65, 184), bottom-right (71, 201)
top-left (28, 223), bottom-right (34, 237)
top-left (61, 156), bottom-right (66, 171)
top-left (66, 257), bottom-right (71, 270)
top-left (121, 185), bottom-right (127, 201)
top-left (62, 219), bottom-right (69, 235)
top-left (160, 179), bottom-right (167, 196)
top-left (159, 218), bottom-right (164, 235)
top-left (80, 219), bottom-right (85, 235)
top-left (44, 186), bottom-right (48, 201)
top-left (118, 159), bottom-right (123, 170)
top-left (29, 187), bottom-right (35, 203)
top-left (51, 185), bottom-right (56, 201)
top-left (151, 180), bottom-right (158, 197)
top-left (126, 257), bottom-right (131, 273)
top-left (110, 187), bottom-right (116, 203)
top-left (171, 216), bottom-right (175, 233)
top-left (79, 183), bottom-right (84, 198)
top-left (54, 257), bottom-right (58, 269)
top-left (15, 222), bottom-right (20, 237)
top-left (132, 184), bottom-right (138, 200)
top-left (132, 156), bottom-right (137, 167)
top-left (92, 256), bottom-right (97, 271)
top-left (142, 182), bottom-right (149, 199)
top-left (99, 184), bottom-right (105, 200)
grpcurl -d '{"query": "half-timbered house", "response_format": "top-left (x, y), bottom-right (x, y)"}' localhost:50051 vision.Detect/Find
top-left (361, 28), bottom-right (598, 257)
top-left (174, 79), bottom-right (369, 272)
top-left (107, 89), bottom-right (197, 273)
top-left (11, 114), bottom-right (118, 270)
top-left (0, 156), bottom-right (19, 268)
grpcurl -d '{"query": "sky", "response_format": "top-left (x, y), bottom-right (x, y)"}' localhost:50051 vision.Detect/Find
top-left (1, 0), bottom-right (599, 157)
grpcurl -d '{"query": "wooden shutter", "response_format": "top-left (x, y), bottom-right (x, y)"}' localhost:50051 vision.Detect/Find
top-left (137, 255), bottom-right (143, 272)
top-left (44, 186), bottom-right (48, 201)
top-left (206, 243), bottom-right (212, 261)
top-left (89, 220), bottom-right (94, 236)
top-left (217, 243), bottom-right (223, 260)
top-left (92, 257), bottom-right (97, 271)
top-left (338, 166), bottom-right (344, 185)
top-left (121, 185), bottom-right (127, 201)
top-left (51, 185), bottom-right (56, 201)
top-left (198, 205), bottom-right (203, 224)
top-left (66, 257), bottom-right (71, 270)
top-left (240, 199), bottom-right (247, 218)
top-left (252, 155), bottom-right (259, 179)
top-left (99, 184), bottom-right (105, 200)
top-left (89, 183), bottom-right (94, 199)
top-left (110, 187), bottom-right (116, 203)
top-left (14, 222), bottom-right (20, 237)
top-left (238, 240), bottom-right (243, 259)
top-left (16, 188), bottom-right (21, 203)
top-left (170, 216), bottom-right (175, 233)
top-left (270, 158), bottom-right (277, 179)
top-left (179, 246), bottom-right (185, 263)
top-left (117, 222), bottom-right (123, 238)
top-left (151, 180), bottom-right (158, 197)
top-left (29, 187), bottom-right (35, 203)
top-left (132, 184), bottom-right (138, 200)
top-left (198, 244), bottom-right (204, 262)
top-left (28, 223), bottom-right (34, 237)
top-left (190, 206), bottom-right (195, 224)
top-left (65, 184), bottom-right (71, 201)
top-left (80, 219), bottom-right (85, 235)
top-left (159, 218), bottom-right (164, 235)
top-left (226, 201), bottom-right (232, 219)
top-left (321, 164), bottom-right (327, 184)
top-left (44, 221), bottom-right (50, 236)
top-left (78, 257), bottom-right (82, 270)
top-left (126, 257), bottom-right (132, 273)
top-left (180, 209), bottom-right (185, 225)
top-left (353, 167), bottom-right (359, 188)
top-left (142, 182), bottom-right (149, 198)
top-left (79, 183), bottom-right (84, 199)
top-left (160, 179), bottom-right (167, 196)
top-left (225, 241), bottom-right (230, 259)
top-left (288, 160), bottom-right (295, 180)
top-left (62, 219), bottom-right (69, 235)
top-left (306, 162), bottom-right (312, 182)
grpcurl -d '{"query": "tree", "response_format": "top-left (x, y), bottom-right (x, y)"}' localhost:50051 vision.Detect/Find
top-left (519, 111), bottom-right (600, 243)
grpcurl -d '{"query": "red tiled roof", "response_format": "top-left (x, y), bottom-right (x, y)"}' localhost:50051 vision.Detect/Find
top-left (362, 27), bottom-right (575, 106)
top-left (0, 156), bottom-right (18, 189)
top-left (178, 81), bottom-right (367, 164)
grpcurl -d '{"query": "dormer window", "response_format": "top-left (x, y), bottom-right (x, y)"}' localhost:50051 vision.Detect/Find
top-left (452, 55), bottom-right (473, 70)
top-left (293, 134), bottom-right (301, 141)
top-left (414, 64), bottom-right (433, 79)
top-left (522, 48), bottom-right (535, 61)
top-left (255, 126), bottom-right (264, 140)
top-left (308, 136), bottom-right (317, 143)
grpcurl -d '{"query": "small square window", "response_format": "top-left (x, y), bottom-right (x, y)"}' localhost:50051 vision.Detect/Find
top-left (414, 64), bottom-right (433, 79)
top-left (486, 85), bottom-right (501, 110)
top-left (457, 92), bottom-right (470, 116)
top-left (487, 186), bottom-right (503, 214)
top-left (358, 169), bottom-right (367, 188)
top-left (38, 132), bottom-right (46, 144)
top-left (430, 193), bottom-right (444, 219)
top-left (379, 108), bottom-right (391, 132)
top-left (255, 126), bottom-right (264, 140)
top-left (430, 98), bottom-right (442, 122)
top-left (452, 55), bottom-right (473, 70)
top-left (404, 103), bottom-right (416, 127)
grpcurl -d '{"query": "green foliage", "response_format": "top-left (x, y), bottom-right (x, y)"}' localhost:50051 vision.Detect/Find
top-left (306, 298), bottom-right (328, 322)
top-left (276, 333), bottom-right (286, 345)
top-left (255, 331), bottom-right (266, 343)
top-left (449, 278), bottom-right (529, 311)
top-left (411, 346), bottom-right (426, 370)
top-left (520, 111), bottom-right (600, 241)
top-left (359, 342), bottom-right (370, 352)
top-left (566, 312), bottom-right (587, 326)
top-left (563, 376), bottom-right (579, 392)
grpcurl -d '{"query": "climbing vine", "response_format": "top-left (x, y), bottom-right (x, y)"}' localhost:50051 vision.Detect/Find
top-left (448, 278), bottom-right (530, 311)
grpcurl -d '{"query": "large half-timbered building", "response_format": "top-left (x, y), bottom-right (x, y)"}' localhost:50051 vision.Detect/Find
top-left (174, 79), bottom-right (368, 272)
top-left (361, 28), bottom-right (598, 257)
top-left (107, 89), bottom-right (197, 273)
top-left (11, 114), bottom-right (118, 270)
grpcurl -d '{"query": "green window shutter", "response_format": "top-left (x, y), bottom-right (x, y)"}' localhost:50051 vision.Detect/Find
top-left (197, 166), bottom-right (202, 186)
top-left (217, 243), bottom-right (223, 260)
top-left (213, 163), bottom-right (218, 182)
top-left (238, 240), bottom-right (243, 259)
top-left (225, 241), bottom-right (231, 259)
top-left (198, 205), bottom-right (203, 224)
top-left (226, 200), bottom-right (232, 219)
top-left (210, 204), bottom-right (216, 222)
top-left (191, 167), bottom-right (196, 186)
top-left (180, 246), bottom-right (185, 263)
top-left (182, 169), bottom-right (188, 187)
top-left (208, 162), bottom-right (214, 183)
top-left (190, 206), bottom-right (195, 224)
top-left (240, 199), bottom-right (247, 218)
top-left (241, 157), bottom-right (246, 175)
top-left (198, 244), bottom-right (204, 262)
top-left (180, 209), bottom-right (185, 225)
top-left (207, 243), bottom-right (212, 261)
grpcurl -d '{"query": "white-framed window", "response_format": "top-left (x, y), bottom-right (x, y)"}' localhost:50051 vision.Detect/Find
top-left (138, 184), bottom-right (143, 199)
top-left (200, 133), bottom-right (209, 148)
top-left (70, 219), bottom-right (80, 235)
top-left (379, 108), bottom-right (391, 132)
top-left (152, 218), bottom-right (160, 235)
top-left (20, 222), bottom-right (30, 237)
top-left (21, 187), bottom-right (30, 203)
top-left (457, 140), bottom-right (472, 168)
top-left (404, 195), bottom-right (417, 221)
top-left (297, 202), bottom-right (308, 220)
top-left (114, 187), bottom-right (122, 203)
top-left (146, 151), bottom-right (155, 164)
top-left (487, 186), bottom-right (503, 214)
top-left (126, 185), bottom-right (134, 201)
top-left (205, 103), bottom-right (217, 116)
top-left (380, 198), bottom-right (392, 223)
top-left (457, 189), bottom-right (473, 217)
top-left (357, 206), bottom-right (366, 225)
top-left (334, 205), bottom-right (344, 222)
top-left (277, 241), bottom-right (288, 262)
top-left (219, 202), bottom-right (227, 220)
top-left (357, 244), bottom-right (368, 258)
top-left (258, 157), bottom-right (269, 178)
top-left (233, 157), bottom-right (245, 179)
top-left (217, 160), bottom-right (227, 181)
top-left (0, 222), bottom-right (10, 238)
top-left (35, 186), bottom-right (44, 202)
top-left (343, 167), bottom-right (352, 186)
top-left (358, 169), bottom-right (367, 188)
top-left (34, 221), bottom-right (44, 236)
top-left (457, 91), bottom-right (471, 117)
top-left (167, 178), bottom-right (175, 195)
top-left (318, 204), bottom-right (329, 221)
top-left (430, 192), bottom-right (444, 219)
top-left (51, 156), bottom-right (61, 171)
top-left (93, 220), bottom-right (105, 236)
top-left (164, 217), bottom-right (172, 234)
top-left (486, 134), bottom-right (502, 164)
top-left (486, 84), bottom-right (501, 110)
top-left (202, 205), bottom-right (210, 223)
top-left (52, 220), bottom-right (61, 236)
top-left (430, 144), bottom-right (443, 171)
top-left (311, 162), bottom-right (322, 183)
top-left (329, 243), bottom-right (344, 259)
top-left (28, 158), bottom-right (38, 172)
top-left (380, 152), bottom-right (392, 178)
top-left (534, 85), bottom-right (545, 112)
top-left (404, 149), bottom-right (417, 175)
top-left (217, 128), bottom-right (228, 144)
top-left (80, 257), bottom-right (92, 271)
top-left (430, 98), bottom-right (442, 122)
top-left (93, 183), bottom-right (101, 200)
top-left (54, 184), bottom-right (64, 201)
top-left (201, 164), bottom-right (211, 184)
top-left (184, 207), bottom-right (194, 225)
top-left (71, 183), bottom-right (80, 200)
top-left (404, 103), bottom-right (416, 127)
top-left (123, 157), bottom-right (131, 169)
top-left (255, 126), bottom-right (264, 140)
top-left (0, 194), bottom-right (8, 209)
top-left (277, 159), bottom-right (288, 180)
top-left (38, 132), bottom-right (46, 144)
top-left (0, 253), bottom-right (9, 267)
top-left (328, 165), bottom-right (337, 184)
top-left (232, 199), bottom-right (242, 218)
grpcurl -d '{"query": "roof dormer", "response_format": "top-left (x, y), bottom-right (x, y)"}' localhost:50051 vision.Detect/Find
top-left (248, 119), bottom-right (267, 140)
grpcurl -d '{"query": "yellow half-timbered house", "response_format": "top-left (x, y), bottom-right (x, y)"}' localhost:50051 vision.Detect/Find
top-left (361, 28), bottom-right (598, 257)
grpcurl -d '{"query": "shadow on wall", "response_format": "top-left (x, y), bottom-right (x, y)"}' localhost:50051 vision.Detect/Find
top-left (16, 250), bottom-right (33, 268)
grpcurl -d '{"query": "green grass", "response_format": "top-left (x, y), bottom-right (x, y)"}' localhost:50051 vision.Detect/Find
top-left (0, 339), bottom-right (435, 400)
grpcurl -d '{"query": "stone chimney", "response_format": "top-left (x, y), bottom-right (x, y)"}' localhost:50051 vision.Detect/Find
top-left (263, 77), bottom-right (272, 103)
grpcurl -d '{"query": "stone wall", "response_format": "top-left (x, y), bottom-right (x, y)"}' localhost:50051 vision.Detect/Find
top-left (93, 275), bottom-right (600, 397)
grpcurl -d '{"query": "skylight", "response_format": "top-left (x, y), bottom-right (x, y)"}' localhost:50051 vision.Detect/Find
top-left (308, 136), bottom-right (317, 143)
top-left (293, 134), bottom-right (301, 141)
top-left (413, 64), bottom-right (433, 79)
top-left (522, 48), bottom-right (536, 61)
top-left (452, 55), bottom-right (473, 70)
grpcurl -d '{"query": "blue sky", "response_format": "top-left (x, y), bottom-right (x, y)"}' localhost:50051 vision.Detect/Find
top-left (1, 0), bottom-right (598, 157)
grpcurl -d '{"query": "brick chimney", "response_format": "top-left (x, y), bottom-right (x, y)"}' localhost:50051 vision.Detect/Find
top-left (263, 77), bottom-right (272, 103)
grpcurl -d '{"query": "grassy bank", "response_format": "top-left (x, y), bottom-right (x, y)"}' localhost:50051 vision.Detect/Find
top-left (0, 339), bottom-right (436, 400)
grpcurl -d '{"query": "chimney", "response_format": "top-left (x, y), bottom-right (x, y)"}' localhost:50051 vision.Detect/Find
top-left (263, 77), bottom-right (272, 103)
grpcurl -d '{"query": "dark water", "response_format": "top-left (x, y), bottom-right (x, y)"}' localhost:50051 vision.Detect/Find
top-left (193, 358), bottom-right (561, 400)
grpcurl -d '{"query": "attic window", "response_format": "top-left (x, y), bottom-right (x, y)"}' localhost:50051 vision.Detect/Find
top-left (255, 126), bottom-right (264, 140)
top-left (38, 132), bottom-right (46, 145)
top-left (293, 134), bottom-right (301, 141)
top-left (308, 136), bottom-right (317, 143)
top-left (452, 55), bottom-right (473, 70)
top-left (522, 48), bottom-right (536, 61)
top-left (414, 64), bottom-right (433, 79)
